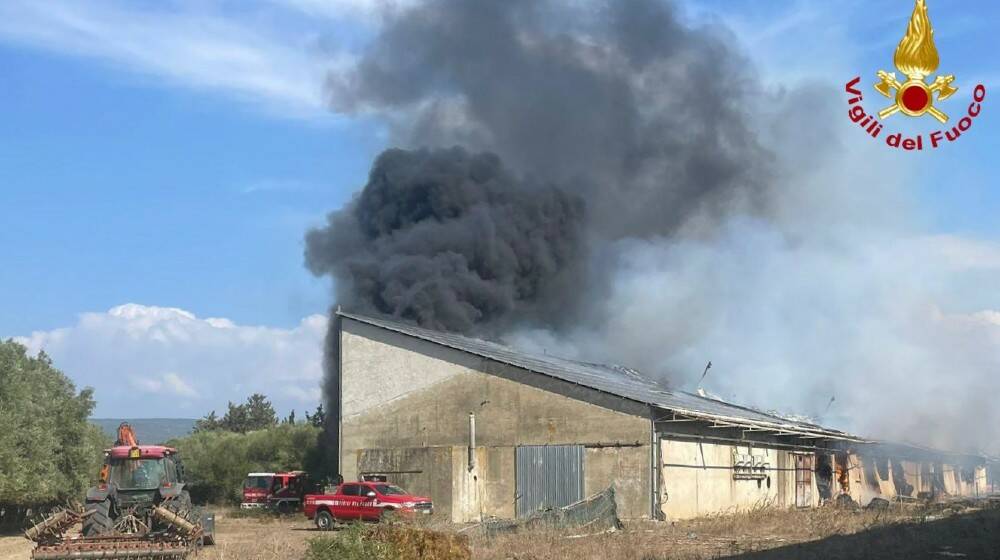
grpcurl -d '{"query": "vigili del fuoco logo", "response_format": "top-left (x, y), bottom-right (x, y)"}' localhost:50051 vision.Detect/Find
top-left (845, 0), bottom-right (986, 150)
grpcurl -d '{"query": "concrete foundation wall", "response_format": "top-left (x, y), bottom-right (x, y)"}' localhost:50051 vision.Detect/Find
top-left (659, 440), bottom-right (809, 521)
top-left (339, 318), bottom-right (652, 522)
top-left (584, 446), bottom-right (650, 520)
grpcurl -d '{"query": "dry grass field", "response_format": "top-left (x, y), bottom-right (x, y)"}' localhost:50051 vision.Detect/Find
top-left (470, 503), bottom-right (1000, 560)
top-left (2, 501), bottom-right (998, 560)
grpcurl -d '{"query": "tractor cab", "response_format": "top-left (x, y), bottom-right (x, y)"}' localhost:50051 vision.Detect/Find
top-left (95, 445), bottom-right (186, 507)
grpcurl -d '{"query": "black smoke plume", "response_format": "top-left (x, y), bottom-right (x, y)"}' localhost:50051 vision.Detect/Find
top-left (307, 0), bottom-right (779, 474)
top-left (306, 147), bottom-right (585, 334)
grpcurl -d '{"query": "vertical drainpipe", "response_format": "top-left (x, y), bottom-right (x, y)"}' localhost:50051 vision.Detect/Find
top-left (337, 309), bottom-right (344, 478)
top-left (468, 412), bottom-right (476, 471)
top-left (650, 410), bottom-right (661, 520)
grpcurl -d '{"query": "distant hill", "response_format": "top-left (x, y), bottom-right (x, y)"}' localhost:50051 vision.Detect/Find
top-left (90, 418), bottom-right (197, 444)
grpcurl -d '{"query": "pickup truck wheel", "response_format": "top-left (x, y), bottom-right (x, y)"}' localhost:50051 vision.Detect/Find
top-left (315, 510), bottom-right (334, 531)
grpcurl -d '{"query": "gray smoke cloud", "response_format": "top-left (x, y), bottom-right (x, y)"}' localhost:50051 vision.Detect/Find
top-left (306, 0), bottom-right (1000, 456)
top-left (326, 0), bottom-right (772, 241)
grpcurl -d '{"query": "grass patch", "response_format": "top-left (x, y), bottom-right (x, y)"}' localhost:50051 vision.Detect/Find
top-left (306, 523), bottom-right (470, 560)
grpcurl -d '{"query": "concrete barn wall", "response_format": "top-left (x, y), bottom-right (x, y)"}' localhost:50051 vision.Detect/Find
top-left (850, 455), bottom-right (887, 506)
top-left (339, 318), bottom-right (652, 522)
top-left (659, 440), bottom-right (808, 521)
top-left (837, 456), bottom-right (988, 504)
top-left (975, 466), bottom-right (988, 496)
top-left (985, 465), bottom-right (1000, 494)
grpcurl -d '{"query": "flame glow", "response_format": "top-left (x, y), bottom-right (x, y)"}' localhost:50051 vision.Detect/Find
top-left (894, 0), bottom-right (940, 78)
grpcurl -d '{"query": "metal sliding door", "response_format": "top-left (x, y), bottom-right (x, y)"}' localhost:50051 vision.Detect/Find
top-left (515, 444), bottom-right (585, 518)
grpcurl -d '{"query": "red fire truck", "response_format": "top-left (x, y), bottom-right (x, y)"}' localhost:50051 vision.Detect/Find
top-left (240, 471), bottom-right (309, 513)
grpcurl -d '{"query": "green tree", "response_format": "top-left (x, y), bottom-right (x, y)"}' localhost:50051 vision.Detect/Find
top-left (245, 393), bottom-right (277, 430)
top-left (219, 401), bottom-right (249, 433)
top-left (0, 341), bottom-right (108, 524)
top-left (305, 403), bottom-right (325, 428)
top-left (193, 410), bottom-right (220, 433)
top-left (285, 410), bottom-right (296, 425)
top-left (217, 394), bottom-right (277, 433)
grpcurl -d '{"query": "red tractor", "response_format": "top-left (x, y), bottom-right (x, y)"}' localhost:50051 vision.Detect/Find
top-left (25, 423), bottom-right (214, 560)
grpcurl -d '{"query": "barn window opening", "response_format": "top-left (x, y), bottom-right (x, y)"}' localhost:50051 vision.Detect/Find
top-left (891, 461), bottom-right (913, 497)
top-left (835, 454), bottom-right (850, 493)
top-left (816, 454), bottom-right (833, 501)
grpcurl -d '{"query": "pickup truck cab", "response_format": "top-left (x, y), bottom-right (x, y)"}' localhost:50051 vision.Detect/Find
top-left (304, 482), bottom-right (433, 529)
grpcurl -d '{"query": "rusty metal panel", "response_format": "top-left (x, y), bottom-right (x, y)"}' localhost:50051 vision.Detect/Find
top-left (515, 445), bottom-right (584, 518)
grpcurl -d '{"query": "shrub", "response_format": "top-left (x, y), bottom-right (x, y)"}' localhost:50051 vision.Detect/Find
top-left (305, 524), bottom-right (396, 560)
top-left (373, 525), bottom-right (471, 560)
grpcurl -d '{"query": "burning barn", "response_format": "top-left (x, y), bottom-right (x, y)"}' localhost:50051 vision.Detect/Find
top-left (329, 311), bottom-right (998, 522)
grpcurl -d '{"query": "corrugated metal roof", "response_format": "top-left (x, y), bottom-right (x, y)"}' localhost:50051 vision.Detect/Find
top-left (339, 311), bottom-right (863, 441)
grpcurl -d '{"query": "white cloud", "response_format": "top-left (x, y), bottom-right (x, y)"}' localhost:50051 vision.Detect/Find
top-left (271, 0), bottom-right (417, 20)
top-left (283, 385), bottom-right (324, 404)
top-left (0, 1), bottom-right (361, 118)
top-left (15, 304), bottom-right (327, 418)
top-left (130, 372), bottom-right (198, 398)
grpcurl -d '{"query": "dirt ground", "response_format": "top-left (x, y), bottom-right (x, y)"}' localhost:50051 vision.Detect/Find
top-left (2, 502), bottom-right (998, 560)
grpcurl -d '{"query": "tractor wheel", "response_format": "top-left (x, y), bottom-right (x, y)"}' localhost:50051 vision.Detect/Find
top-left (174, 491), bottom-right (193, 511)
top-left (163, 491), bottom-right (193, 515)
top-left (158, 491), bottom-right (197, 534)
top-left (82, 500), bottom-right (114, 537)
top-left (314, 510), bottom-right (334, 531)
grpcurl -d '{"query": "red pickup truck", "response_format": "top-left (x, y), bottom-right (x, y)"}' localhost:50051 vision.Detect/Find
top-left (303, 481), bottom-right (433, 529)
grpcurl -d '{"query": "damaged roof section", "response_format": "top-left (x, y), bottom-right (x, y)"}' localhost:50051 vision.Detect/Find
top-left (339, 311), bottom-right (866, 443)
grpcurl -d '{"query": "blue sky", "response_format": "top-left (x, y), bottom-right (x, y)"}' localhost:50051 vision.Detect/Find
top-left (1, 40), bottom-right (379, 333)
top-left (2, 0), bottom-right (998, 421)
